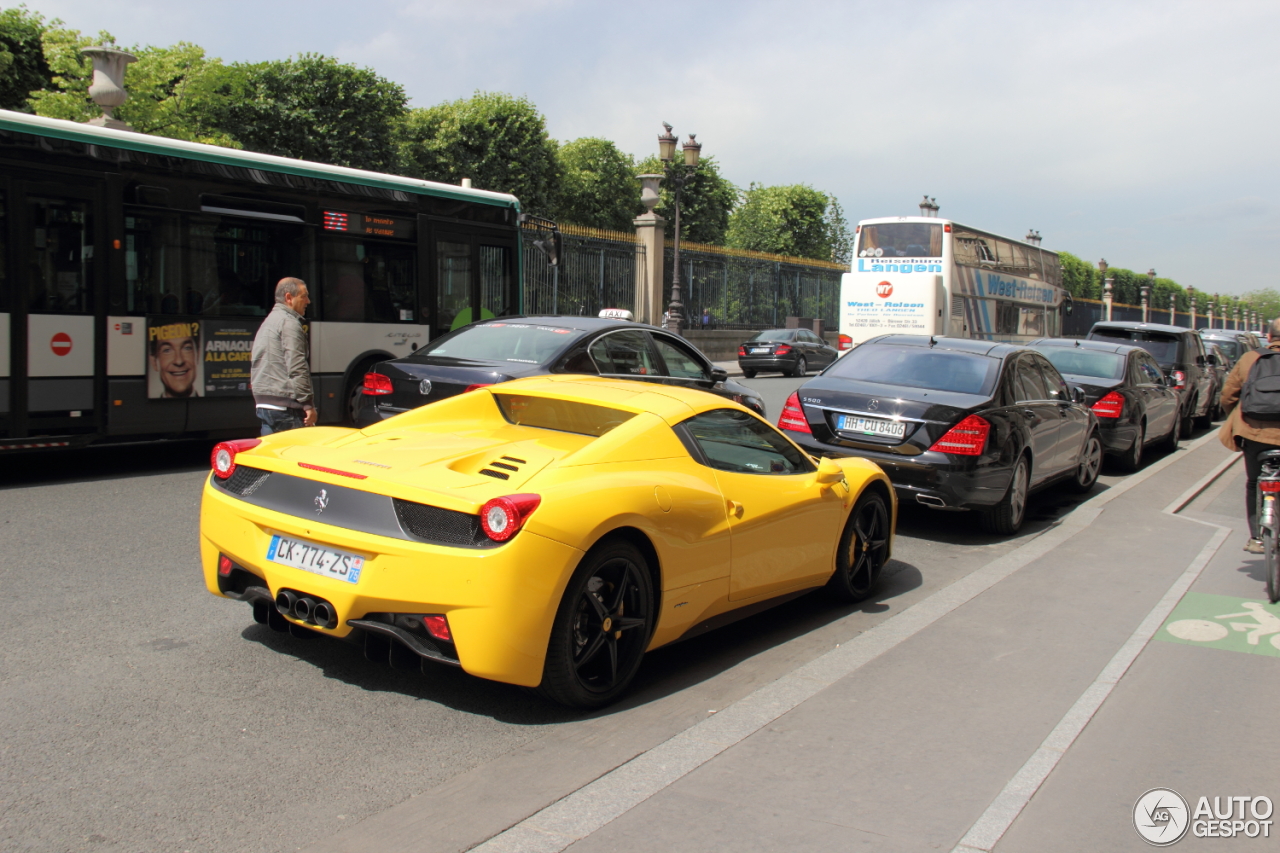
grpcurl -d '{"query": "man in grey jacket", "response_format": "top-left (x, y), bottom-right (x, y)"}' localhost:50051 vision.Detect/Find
top-left (250, 278), bottom-right (316, 434)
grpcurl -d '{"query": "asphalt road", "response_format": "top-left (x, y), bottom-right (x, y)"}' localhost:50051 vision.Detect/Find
top-left (0, 386), bottom-right (1208, 853)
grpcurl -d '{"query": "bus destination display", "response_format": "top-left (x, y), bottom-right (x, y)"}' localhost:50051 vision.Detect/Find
top-left (323, 210), bottom-right (414, 240)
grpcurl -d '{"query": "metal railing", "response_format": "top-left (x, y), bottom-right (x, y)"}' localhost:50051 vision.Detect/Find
top-left (521, 224), bottom-right (642, 317)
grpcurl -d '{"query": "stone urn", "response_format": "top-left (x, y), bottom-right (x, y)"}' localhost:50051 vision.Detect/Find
top-left (637, 174), bottom-right (663, 213)
top-left (82, 46), bottom-right (137, 131)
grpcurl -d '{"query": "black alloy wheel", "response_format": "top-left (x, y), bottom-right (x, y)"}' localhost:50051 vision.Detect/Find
top-left (826, 489), bottom-right (891, 603)
top-left (792, 356), bottom-right (807, 378)
top-left (1068, 432), bottom-right (1103, 493)
top-left (1119, 421), bottom-right (1145, 472)
top-left (982, 453), bottom-right (1030, 535)
top-left (1160, 409), bottom-right (1182, 452)
top-left (539, 540), bottom-right (654, 708)
top-left (1181, 399), bottom-right (1196, 437)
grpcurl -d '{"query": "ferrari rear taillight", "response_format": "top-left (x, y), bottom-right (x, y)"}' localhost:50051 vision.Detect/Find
top-left (838, 334), bottom-right (853, 351)
top-left (776, 344), bottom-right (793, 355)
top-left (362, 372), bottom-right (393, 395)
top-left (1171, 370), bottom-right (1187, 390)
top-left (778, 392), bottom-right (811, 434)
top-left (1092, 391), bottom-right (1125, 418)
top-left (211, 438), bottom-right (261, 479)
top-left (738, 346), bottom-right (747, 357)
top-left (479, 493), bottom-right (542, 542)
top-left (928, 414), bottom-right (990, 456)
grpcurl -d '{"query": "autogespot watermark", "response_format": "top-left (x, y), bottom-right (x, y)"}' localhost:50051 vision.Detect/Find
top-left (1133, 788), bottom-right (1274, 845)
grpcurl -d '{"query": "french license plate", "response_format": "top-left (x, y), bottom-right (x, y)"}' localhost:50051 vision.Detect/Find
top-left (750, 347), bottom-right (770, 353)
top-left (837, 415), bottom-right (906, 439)
top-left (267, 535), bottom-right (364, 584)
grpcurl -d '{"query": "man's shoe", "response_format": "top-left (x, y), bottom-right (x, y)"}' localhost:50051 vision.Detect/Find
top-left (1244, 538), bottom-right (1265, 554)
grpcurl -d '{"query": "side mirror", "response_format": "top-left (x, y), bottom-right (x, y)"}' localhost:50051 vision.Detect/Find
top-left (815, 457), bottom-right (845, 485)
top-left (1071, 385), bottom-right (1087, 405)
top-left (709, 367), bottom-right (729, 384)
top-left (1196, 356), bottom-right (1206, 367)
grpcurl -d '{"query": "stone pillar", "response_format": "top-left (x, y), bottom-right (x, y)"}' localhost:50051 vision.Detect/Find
top-left (633, 174), bottom-right (666, 326)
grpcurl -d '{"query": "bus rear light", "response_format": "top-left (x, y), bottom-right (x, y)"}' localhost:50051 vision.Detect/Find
top-left (211, 438), bottom-right (261, 479)
top-left (362, 372), bottom-right (393, 395)
top-left (778, 392), bottom-right (811, 434)
top-left (422, 615), bottom-right (452, 641)
top-left (838, 334), bottom-right (853, 351)
top-left (479, 494), bottom-right (541, 542)
top-left (465, 383), bottom-right (493, 393)
top-left (776, 344), bottom-right (793, 355)
top-left (928, 415), bottom-right (990, 455)
top-left (944, 223), bottom-right (952, 232)
top-left (1091, 391), bottom-right (1125, 418)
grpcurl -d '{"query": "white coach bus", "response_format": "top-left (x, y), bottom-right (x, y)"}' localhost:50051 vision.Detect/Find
top-left (838, 217), bottom-right (1070, 350)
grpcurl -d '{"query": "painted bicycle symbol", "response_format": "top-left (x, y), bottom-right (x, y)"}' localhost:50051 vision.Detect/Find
top-left (1167, 602), bottom-right (1280, 650)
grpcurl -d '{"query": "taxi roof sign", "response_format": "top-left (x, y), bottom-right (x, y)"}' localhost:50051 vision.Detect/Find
top-left (598, 308), bottom-right (634, 321)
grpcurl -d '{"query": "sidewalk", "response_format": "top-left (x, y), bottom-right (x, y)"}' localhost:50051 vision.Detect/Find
top-left (470, 434), bottom-right (1279, 852)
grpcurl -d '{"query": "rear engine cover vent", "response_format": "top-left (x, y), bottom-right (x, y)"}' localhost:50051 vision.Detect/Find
top-left (478, 455), bottom-right (526, 480)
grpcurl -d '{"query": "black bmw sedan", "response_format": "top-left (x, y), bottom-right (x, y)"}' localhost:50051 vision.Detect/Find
top-left (356, 316), bottom-right (766, 424)
top-left (780, 335), bottom-right (1102, 534)
top-left (1028, 338), bottom-right (1181, 471)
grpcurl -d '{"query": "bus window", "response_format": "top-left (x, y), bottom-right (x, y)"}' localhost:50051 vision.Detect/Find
top-left (122, 212), bottom-right (182, 314)
top-left (858, 223), bottom-right (942, 258)
top-left (186, 216), bottom-right (306, 316)
top-left (480, 244), bottom-right (513, 318)
top-left (321, 238), bottom-right (416, 323)
top-left (27, 196), bottom-right (93, 314)
top-left (0, 191), bottom-right (7, 312)
top-left (437, 239), bottom-right (472, 331)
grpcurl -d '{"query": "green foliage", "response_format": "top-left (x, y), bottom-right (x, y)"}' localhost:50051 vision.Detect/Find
top-left (726, 183), bottom-right (851, 263)
top-left (24, 18), bottom-right (108, 121)
top-left (1240, 289), bottom-right (1280, 323)
top-left (635, 154), bottom-right (737, 245)
top-left (397, 91), bottom-right (560, 214)
top-left (1058, 252), bottom-right (1098, 299)
top-left (215, 54), bottom-right (407, 171)
top-left (553, 137), bottom-right (638, 231)
top-left (0, 5), bottom-right (53, 111)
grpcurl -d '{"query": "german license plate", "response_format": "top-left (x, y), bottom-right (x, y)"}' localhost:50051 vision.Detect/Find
top-left (837, 415), bottom-right (906, 439)
top-left (267, 534), bottom-right (364, 584)
top-left (751, 347), bottom-right (769, 353)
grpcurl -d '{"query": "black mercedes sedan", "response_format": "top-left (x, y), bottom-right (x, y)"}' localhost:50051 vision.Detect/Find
top-left (356, 316), bottom-right (766, 424)
top-left (737, 328), bottom-right (839, 377)
top-left (1028, 338), bottom-right (1181, 471)
top-left (780, 335), bottom-right (1102, 535)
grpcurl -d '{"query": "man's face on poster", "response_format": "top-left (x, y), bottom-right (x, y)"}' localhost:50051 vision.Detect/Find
top-left (152, 336), bottom-right (198, 397)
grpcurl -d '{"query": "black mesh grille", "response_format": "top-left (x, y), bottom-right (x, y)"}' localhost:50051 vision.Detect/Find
top-left (221, 466), bottom-right (270, 496)
top-left (393, 499), bottom-right (488, 547)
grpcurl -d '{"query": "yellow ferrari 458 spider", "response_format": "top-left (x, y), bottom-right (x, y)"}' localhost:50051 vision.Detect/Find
top-left (201, 376), bottom-right (895, 707)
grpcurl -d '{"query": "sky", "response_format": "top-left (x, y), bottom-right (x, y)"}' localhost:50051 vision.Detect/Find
top-left (22, 0), bottom-right (1280, 296)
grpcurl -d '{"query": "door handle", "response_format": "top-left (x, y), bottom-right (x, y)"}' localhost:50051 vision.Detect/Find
top-left (1022, 409), bottom-right (1037, 417)
top-left (727, 500), bottom-right (744, 519)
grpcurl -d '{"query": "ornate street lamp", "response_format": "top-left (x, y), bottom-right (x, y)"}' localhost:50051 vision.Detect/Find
top-left (656, 122), bottom-right (702, 334)
top-left (918, 196), bottom-right (939, 217)
top-left (1025, 229), bottom-right (1042, 246)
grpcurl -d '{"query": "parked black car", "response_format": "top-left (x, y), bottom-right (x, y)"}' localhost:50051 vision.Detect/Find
top-left (779, 335), bottom-right (1102, 534)
top-left (1205, 343), bottom-right (1231, 418)
top-left (1199, 328), bottom-right (1258, 367)
top-left (1028, 338), bottom-right (1181, 471)
top-left (356, 316), bottom-right (766, 425)
top-left (1086, 321), bottom-right (1215, 432)
top-left (737, 328), bottom-right (839, 378)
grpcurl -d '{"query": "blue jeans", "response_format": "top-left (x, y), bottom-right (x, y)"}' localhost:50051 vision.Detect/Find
top-left (257, 407), bottom-right (304, 436)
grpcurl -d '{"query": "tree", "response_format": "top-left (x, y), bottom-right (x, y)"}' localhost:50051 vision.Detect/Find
top-left (1058, 252), bottom-right (1098, 299)
top-left (397, 91), bottom-right (560, 214)
top-left (635, 154), bottom-right (737, 245)
top-left (726, 183), bottom-right (852, 263)
top-left (1241, 289), bottom-right (1280, 323)
top-left (0, 5), bottom-right (53, 111)
top-left (553, 137), bottom-right (637, 231)
top-left (214, 54), bottom-right (407, 171)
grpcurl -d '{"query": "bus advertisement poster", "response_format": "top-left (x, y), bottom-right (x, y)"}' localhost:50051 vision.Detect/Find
top-left (201, 319), bottom-right (262, 396)
top-left (146, 317), bottom-right (204, 400)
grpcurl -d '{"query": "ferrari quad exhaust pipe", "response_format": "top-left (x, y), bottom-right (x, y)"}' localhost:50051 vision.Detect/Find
top-left (312, 601), bottom-right (337, 629)
top-left (276, 589), bottom-right (298, 614)
top-left (292, 596), bottom-right (315, 622)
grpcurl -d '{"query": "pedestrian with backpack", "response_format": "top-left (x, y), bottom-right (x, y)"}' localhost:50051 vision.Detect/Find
top-left (1218, 317), bottom-right (1280, 552)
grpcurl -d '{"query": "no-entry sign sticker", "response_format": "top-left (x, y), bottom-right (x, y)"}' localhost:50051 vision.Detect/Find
top-left (50, 332), bottom-right (72, 356)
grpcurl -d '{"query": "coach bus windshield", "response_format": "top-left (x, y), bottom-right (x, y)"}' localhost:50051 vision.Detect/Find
top-left (858, 223), bottom-right (943, 258)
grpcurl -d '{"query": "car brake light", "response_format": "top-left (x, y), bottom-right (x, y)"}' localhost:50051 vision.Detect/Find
top-left (928, 414), bottom-right (990, 455)
top-left (1171, 370), bottom-right (1186, 389)
top-left (465, 383), bottom-right (493, 393)
top-left (1261, 481), bottom-right (1280, 494)
top-left (218, 554), bottom-right (234, 577)
top-left (738, 346), bottom-right (747, 357)
top-left (422, 615), bottom-right (452, 641)
top-left (211, 438), bottom-right (261, 479)
top-left (838, 334), bottom-right (853, 351)
top-left (1091, 391), bottom-right (1125, 418)
top-left (479, 493), bottom-right (541, 542)
top-left (778, 392), bottom-right (811, 434)
top-left (776, 344), bottom-right (793, 355)
top-left (362, 372), bottom-right (393, 395)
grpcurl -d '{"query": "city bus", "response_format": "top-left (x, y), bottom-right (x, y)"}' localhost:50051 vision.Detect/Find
top-left (838, 216), bottom-right (1069, 349)
top-left (0, 110), bottom-right (522, 451)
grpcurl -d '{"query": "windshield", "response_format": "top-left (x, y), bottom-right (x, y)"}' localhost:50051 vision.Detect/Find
top-left (412, 322), bottom-right (580, 365)
top-left (1204, 338), bottom-right (1241, 361)
top-left (746, 330), bottom-right (795, 342)
top-left (858, 223), bottom-right (943, 259)
top-left (1035, 348), bottom-right (1125, 380)
top-left (826, 344), bottom-right (999, 396)
top-left (1089, 330), bottom-right (1180, 365)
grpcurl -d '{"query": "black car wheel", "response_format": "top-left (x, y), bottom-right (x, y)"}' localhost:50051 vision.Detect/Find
top-left (742, 369), bottom-right (757, 379)
top-left (982, 453), bottom-right (1030, 535)
top-left (1119, 421), bottom-right (1145, 472)
top-left (1067, 432), bottom-right (1103, 493)
top-left (1160, 409), bottom-right (1181, 451)
top-left (1181, 399), bottom-right (1196, 437)
top-left (538, 539), bottom-right (654, 708)
top-left (826, 489), bottom-right (891, 603)
top-left (792, 356), bottom-right (807, 378)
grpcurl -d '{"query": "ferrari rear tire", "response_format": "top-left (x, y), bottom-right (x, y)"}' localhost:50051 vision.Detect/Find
top-left (982, 453), bottom-right (1030, 535)
top-left (538, 539), bottom-right (654, 708)
top-left (826, 489), bottom-right (891, 603)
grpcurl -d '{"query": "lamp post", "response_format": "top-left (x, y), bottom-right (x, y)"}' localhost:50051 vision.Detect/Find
top-left (1100, 259), bottom-right (1113, 322)
top-left (656, 122), bottom-right (702, 334)
top-left (1025, 229), bottom-right (1042, 245)
top-left (919, 196), bottom-right (939, 217)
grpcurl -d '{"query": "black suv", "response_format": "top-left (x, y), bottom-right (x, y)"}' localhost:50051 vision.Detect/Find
top-left (1086, 321), bottom-right (1215, 431)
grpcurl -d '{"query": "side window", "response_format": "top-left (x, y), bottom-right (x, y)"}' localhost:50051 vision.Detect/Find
top-left (652, 335), bottom-right (709, 380)
top-left (1034, 357), bottom-right (1070, 400)
top-left (558, 346), bottom-right (599, 374)
top-left (1139, 356), bottom-right (1163, 385)
top-left (588, 330), bottom-right (659, 376)
top-left (680, 409), bottom-right (815, 475)
top-left (1012, 357), bottom-right (1049, 402)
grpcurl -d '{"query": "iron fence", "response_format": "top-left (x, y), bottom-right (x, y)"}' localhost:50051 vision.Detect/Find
top-left (1065, 299), bottom-right (1238, 336)
top-left (521, 225), bottom-right (642, 317)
